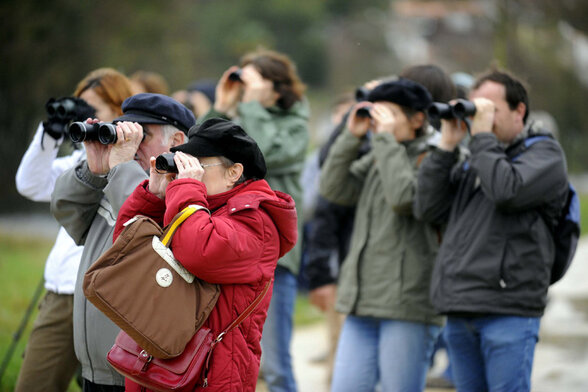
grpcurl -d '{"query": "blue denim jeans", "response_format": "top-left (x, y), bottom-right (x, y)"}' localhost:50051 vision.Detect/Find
top-left (330, 315), bottom-right (440, 392)
top-left (444, 315), bottom-right (541, 392)
top-left (260, 266), bottom-right (298, 392)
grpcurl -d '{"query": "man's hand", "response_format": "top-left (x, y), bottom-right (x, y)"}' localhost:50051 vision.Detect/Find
top-left (347, 102), bottom-right (373, 138)
top-left (470, 97), bottom-right (495, 136)
top-left (83, 118), bottom-right (111, 175)
top-left (309, 284), bottom-right (337, 313)
top-left (108, 122), bottom-right (143, 169)
top-left (213, 66), bottom-right (242, 114)
top-left (438, 117), bottom-right (468, 152)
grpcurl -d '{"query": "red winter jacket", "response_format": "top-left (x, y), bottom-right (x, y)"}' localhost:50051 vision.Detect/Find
top-left (113, 178), bottom-right (298, 391)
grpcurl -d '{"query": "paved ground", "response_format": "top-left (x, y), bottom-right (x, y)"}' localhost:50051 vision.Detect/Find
top-left (261, 238), bottom-right (588, 392)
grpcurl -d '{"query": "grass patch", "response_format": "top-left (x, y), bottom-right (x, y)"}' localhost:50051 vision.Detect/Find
top-left (579, 193), bottom-right (588, 236)
top-left (0, 235), bottom-right (52, 391)
top-left (294, 293), bottom-right (325, 327)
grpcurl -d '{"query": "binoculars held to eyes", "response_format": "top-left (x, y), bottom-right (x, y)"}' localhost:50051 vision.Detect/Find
top-left (43, 97), bottom-right (96, 140)
top-left (155, 152), bottom-right (178, 173)
top-left (428, 99), bottom-right (477, 122)
top-left (355, 107), bottom-right (372, 118)
top-left (68, 122), bottom-right (118, 144)
top-left (228, 69), bottom-right (243, 83)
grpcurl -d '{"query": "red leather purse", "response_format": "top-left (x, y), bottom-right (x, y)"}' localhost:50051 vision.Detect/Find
top-left (107, 280), bottom-right (272, 391)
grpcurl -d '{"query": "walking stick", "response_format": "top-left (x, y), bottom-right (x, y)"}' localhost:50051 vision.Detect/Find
top-left (0, 275), bottom-right (45, 383)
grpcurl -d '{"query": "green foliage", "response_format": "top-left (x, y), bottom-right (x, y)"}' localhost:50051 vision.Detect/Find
top-left (2, 0), bottom-right (588, 215)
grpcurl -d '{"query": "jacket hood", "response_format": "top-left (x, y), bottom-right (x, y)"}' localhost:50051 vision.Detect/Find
top-left (226, 180), bottom-right (298, 257)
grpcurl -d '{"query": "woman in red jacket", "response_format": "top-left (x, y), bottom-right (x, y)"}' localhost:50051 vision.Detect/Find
top-left (113, 118), bottom-right (298, 391)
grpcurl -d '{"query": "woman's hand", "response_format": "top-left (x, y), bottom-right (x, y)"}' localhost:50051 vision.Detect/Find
top-left (149, 157), bottom-right (175, 199)
top-left (370, 103), bottom-right (396, 135)
top-left (346, 102), bottom-right (373, 138)
top-left (175, 152), bottom-right (205, 181)
top-left (241, 65), bottom-right (279, 108)
top-left (213, 66), bottom-right (242, 115)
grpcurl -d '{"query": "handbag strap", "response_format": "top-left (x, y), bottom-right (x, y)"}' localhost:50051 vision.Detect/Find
top-left (217, 279), bottom-right (272, 341)
top-left (160, 204), bottom-right (210, 247)
top-left (202, 279), bottom-right (272, 387)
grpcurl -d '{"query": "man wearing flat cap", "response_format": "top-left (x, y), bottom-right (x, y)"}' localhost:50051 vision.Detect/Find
top-left (51, 93), bottom-right (195, 391)
top-left (319, 78), bottom-right (443, 391)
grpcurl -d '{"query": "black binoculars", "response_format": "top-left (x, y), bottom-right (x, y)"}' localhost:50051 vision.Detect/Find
top-left (428, 99), bottom-right (477, 122)
top-left (68, 122), bottom-right (118, 144)
top-left (155, 152), bottom-right (178, 173)
top-left (355, 87), bottom-right (370, 102)
top-left (46, 98), bottom-right (78, 120)
top-left (228, 69), bottom-right (243, 82)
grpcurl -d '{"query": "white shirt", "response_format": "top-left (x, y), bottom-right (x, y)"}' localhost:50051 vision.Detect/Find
top-left (15, 123), bottom-right (85, 294)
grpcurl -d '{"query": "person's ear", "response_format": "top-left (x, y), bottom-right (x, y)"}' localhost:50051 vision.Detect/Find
top-left (410, 112), bottom-right (425, 131)
top-left (226, 163), bottom-right (244, 185)
top-left (515, 102), bottom-right (526, 124)
top-left (170, 131), bottom-right (186, 148)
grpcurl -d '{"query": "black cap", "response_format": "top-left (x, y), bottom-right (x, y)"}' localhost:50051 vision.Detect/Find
top-left (367, 78), bottom-right (432, 112)
top-left (115, 93), bottom-right (196, 134)
top-left (171, 118), bottom-right (267, 179)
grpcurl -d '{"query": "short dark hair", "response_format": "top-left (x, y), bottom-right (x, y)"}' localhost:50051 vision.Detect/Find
top-left (399, 64), bottom-right (456, 103)
top-left (240, 49), bottom-right (306, 110)
top-left (473, 68), bottom-right (530, 123)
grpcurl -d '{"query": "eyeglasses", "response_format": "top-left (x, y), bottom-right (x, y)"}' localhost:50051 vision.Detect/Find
top-left (200, 162), bottom-right (223, 169)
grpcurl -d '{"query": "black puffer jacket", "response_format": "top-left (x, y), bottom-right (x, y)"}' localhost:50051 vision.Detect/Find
top-left (415, 125), bottom-right (568, 317)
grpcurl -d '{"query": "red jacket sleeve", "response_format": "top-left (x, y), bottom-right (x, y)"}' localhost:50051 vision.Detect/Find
top-left (113, 179), bottom-right (166, 242)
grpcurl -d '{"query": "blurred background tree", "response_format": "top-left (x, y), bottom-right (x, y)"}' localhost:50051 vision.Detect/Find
top-left (1, 0), bottom-right (587, 214)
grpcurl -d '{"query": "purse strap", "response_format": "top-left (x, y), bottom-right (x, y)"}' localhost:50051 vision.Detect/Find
top-left (160, 204), bottom-right (210, 247)
top-left (202, 279), bottom-right (273, 387)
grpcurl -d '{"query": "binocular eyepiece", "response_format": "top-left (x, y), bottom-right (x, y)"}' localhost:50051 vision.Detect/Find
top-left (428, 99), bottom-right (477, 122)
top-left (155, 152), bottom-right (178, 173)
top-left (228, 69), bottom-right (243, 82)
top-left (355, 107), bottom-right (372, 119)
top-left (68, 122), bottom-right (118, 144)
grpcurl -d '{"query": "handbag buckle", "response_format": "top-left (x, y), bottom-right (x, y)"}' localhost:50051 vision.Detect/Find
top-left (214, 332), bottom-right (226, 343)
top-left (139, 350), bottom-right (153, 372)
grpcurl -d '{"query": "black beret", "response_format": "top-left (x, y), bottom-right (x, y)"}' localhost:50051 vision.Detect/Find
top-left (115, 93), bottom-right (196, 134)
top-left (367, 78), bottom-right (432, 112)
top-left (171, 118), bottom-right (267, 180)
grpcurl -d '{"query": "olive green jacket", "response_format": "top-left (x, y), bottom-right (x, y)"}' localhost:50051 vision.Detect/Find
top-left (320, 129), bottom-right (443, 325)
top-left (200, 99), bottom-right (309, 275)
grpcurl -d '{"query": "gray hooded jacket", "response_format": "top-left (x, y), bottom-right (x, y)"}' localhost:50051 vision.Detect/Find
top-left (51, 160), bottom-right (147, 385)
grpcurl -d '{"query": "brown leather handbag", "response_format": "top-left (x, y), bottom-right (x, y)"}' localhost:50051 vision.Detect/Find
top-left (107, 280), bottom-right (272, 391)
top-left (83, 205), bottom-right (220, 359)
